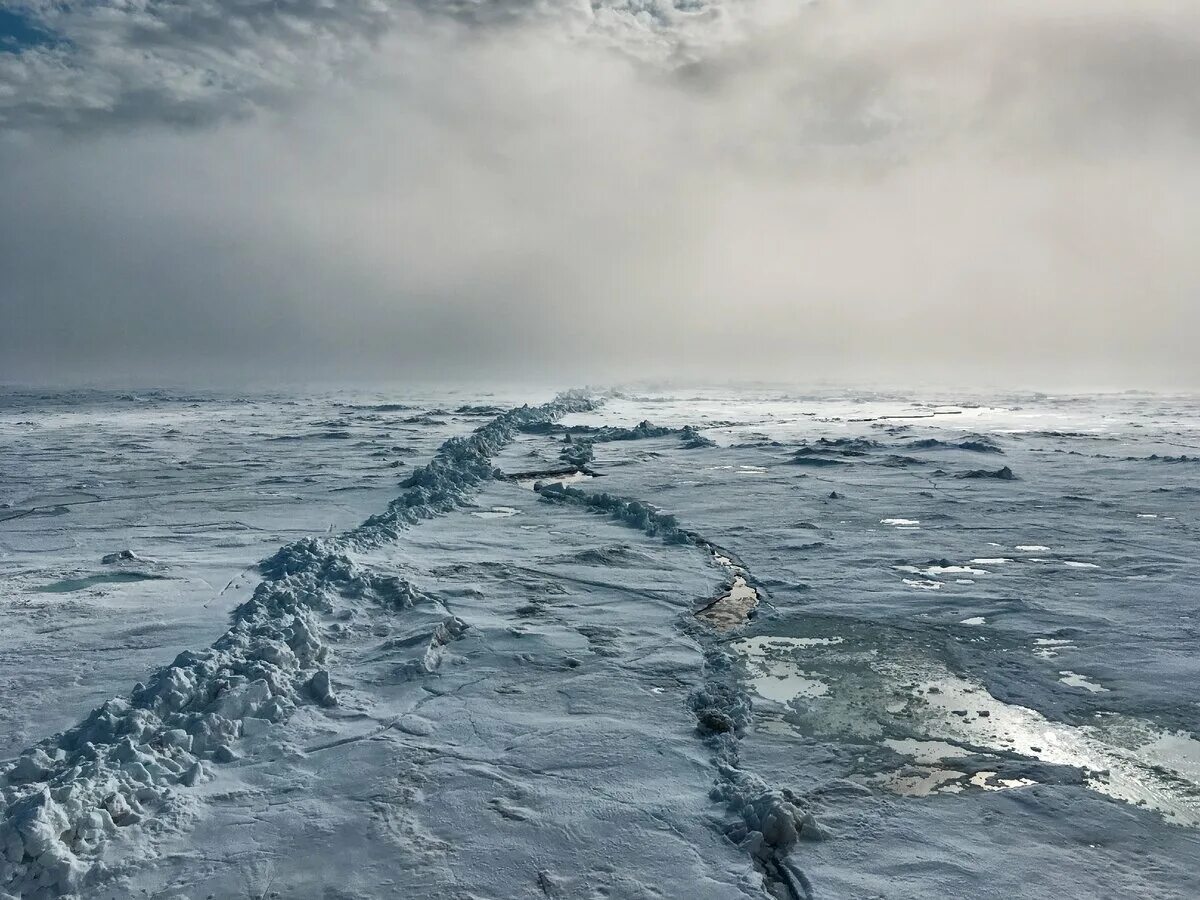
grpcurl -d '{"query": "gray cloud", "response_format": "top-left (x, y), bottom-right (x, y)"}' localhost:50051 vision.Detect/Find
top-left (0, 0), bottom-right (746, 130)
top-left (1, 0), bottom-right (1198, 387)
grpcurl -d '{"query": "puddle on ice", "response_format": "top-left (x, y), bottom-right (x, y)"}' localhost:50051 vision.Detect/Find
top-left (733, 636), bottom-right (841, 701)
top-left (471, 506), bottom-right (520, 519)
top-left (898, 670), bottom-right (1200, 823)
top-left (1059, 671), bottom-right (1109, 693)
top-left (886, 769), bottom-right (967, 797)
top-left (735, 627), bottom-right (1200, 824)
top-left (880, 741), bottom-right (1039, 797)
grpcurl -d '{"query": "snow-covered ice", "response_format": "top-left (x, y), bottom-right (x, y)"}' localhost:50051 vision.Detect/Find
top-left (3, 386), bottom-right (1199, 898)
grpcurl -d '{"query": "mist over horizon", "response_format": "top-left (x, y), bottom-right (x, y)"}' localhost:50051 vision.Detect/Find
top-left (3, 0), bottom-right (1198, 389)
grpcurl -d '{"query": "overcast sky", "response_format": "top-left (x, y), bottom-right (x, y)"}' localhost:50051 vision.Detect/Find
top-left (1, 0), bottom-right (1198, 388)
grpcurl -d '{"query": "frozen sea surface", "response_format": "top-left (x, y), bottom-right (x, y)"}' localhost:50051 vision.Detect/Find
top-left (1, 386), bottom-right (1198, 898)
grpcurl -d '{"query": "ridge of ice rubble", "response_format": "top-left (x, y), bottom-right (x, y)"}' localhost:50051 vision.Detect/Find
top-left (348, 390), bottom-right (595, 544)
top-left (536, 481), bottom-right (823, 899)
top-left (0, 391), bottom-right (597, 899)
top-left (557, 419), bottom-right (715, 468)
top-left (693, 648), bottom-right (826, 900)
top-left (537, 482), bottom-right (690, 543)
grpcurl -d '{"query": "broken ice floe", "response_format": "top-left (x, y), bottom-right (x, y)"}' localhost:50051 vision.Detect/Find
top-left (696, 576), bottom-right (760, 631)
top-left (515, 469), bottom-right (593, 490)
top-left (695, 546), bottom-right (762, 632)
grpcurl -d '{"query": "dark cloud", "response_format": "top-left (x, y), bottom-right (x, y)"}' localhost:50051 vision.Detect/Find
top-left (1, 1), bottom-right (1197, 387)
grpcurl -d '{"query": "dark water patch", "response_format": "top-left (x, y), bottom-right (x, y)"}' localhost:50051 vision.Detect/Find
top-left (341, 403), bottom-right (417, 412)
top-left (878, 454), bottom-right (927, 467)
top-left (36, 572), bottom-right (169, 593)
top-left (790, 456), bottom-right (848, 468)
top-left (904, 436), bottom-right (1002, 453)
top-left (680, 425), bottom-right (716, 448)
top-left (517, 421), bottom-right (563, 435)
top-left (815, 437), bottom-right (878, 454)
top-left (561, 545), bottom-right (657, 567)
top-left (732, 439), bottom-right (783, 449)
top-left (259, 474), bottom-right (318, 485)
top-left (596, 420), bottom-right (676, 441)
top-left (958, 465), bottom-right (1016, 480)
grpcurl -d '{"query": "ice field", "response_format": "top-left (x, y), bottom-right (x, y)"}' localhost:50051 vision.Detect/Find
top-left (2, 386), bottom-right (1198, 898)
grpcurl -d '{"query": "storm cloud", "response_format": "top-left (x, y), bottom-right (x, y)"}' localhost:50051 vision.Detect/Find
top-left (2, 0), bottom-right (1198, 387)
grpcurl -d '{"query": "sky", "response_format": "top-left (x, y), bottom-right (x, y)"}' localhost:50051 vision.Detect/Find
top-left (1, 0), bottom-right (1198, 389)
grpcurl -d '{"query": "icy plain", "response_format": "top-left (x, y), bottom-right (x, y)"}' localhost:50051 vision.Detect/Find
top-left (2, 386), bottom-right (1198, 899)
